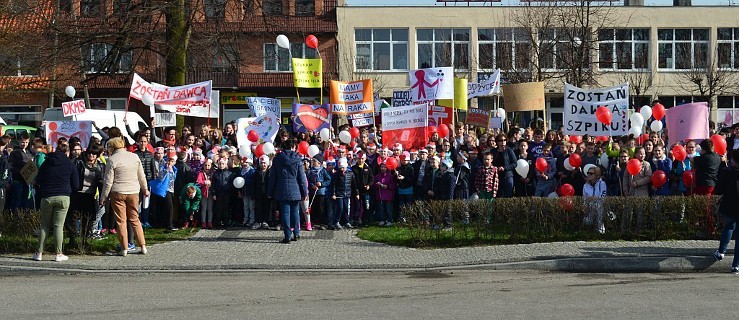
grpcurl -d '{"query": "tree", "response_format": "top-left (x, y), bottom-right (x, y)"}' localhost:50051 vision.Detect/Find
top-left (677, 49), bottom-right (739, 110)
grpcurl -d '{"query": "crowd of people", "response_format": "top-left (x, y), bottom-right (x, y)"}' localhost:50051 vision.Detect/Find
top-left (0, 112), bottom-right (738, 268)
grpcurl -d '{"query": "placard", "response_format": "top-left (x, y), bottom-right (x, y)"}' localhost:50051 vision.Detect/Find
top-left (563, 82), bottom-right (629, 136)
top-left (467, 108), bottom-right (490, 128)
top-left (382, 104), bottom-right (429, 150)
top-left (129, 73), bottom-right (216, 118)
top-left (292, 58), bottom-right (323, 88)
top-left (154, 112), bottom-right (177, 128)
top-left (62, 99), bottom-right (86, 117)
top-left (392, 89), bottom-right (413, 107)
top-left (235, 114), bottom-right (280, 147)
top-left (409, 67), bottom-right (454, 102)
top-left (45, 121), bottom-right (92, 150)
top-left (501, 82), bottom-right (545, 111)
top-left (245, 97), bottom-right (281, 117)
top-left (292, 104), bottom-right (331, 133)
top-left (330, 79), bottom-right (374, 115)
top-left (19, 160), bottom-right (37, 185)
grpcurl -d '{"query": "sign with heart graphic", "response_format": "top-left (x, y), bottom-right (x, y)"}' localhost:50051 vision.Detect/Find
top-left (45, 121), bottom-right (92, 150)
top-left (235, 113), bottom-right (280, 148)
top-left (292, 103), bottom-right (331, 133)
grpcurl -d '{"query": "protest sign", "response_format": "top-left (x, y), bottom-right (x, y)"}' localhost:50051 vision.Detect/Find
top-left (330, 79), bottom-right (374, 116)
top-left (62, 99), bottom-right (86, 117)
top-left (563, 83), bottom-right (629, 136)
top-left (292, 58), bottom-right (322, 88)
top-left (292, 104), bottom-right (331, 133)
top-left (488, 117), bottom-right (503, 130)
top-left (382, 104), bottom-right (429, 150)
top-left (235, 113), bottom-right (280, 147)
top-left (666, 102), bottom-right (709, 143)
top-left (349, 113), bottom-right (375, 127)
top-left (154, 112), bottom-right (177, 128)
top-left (468, 69), bottom-right (501, 99)
top-left (129, 73), bottom-right (216, 118)
top-left (45, 121), bottom-right (92, 150)
top-left (501, 82), bottom-right (545, 112)
top-left (437, 77), bottom-right (469, 110)
top-left (429, 105), bottom-right (453, 127)
top-left (467, 108), bottom-right (490, 128)
top-left (409, 67), bottom-right (454, 102)
top-left (245, 97), bottom-right (280, 117)
top-left (19, 160), bottom-right (37, 185)
top-left (392, 90), bottom-right (413, 107)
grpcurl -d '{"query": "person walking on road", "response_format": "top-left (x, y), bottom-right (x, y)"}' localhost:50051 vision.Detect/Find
top-left (712, 149), bottom-right (739, 274)
top-left (267, 139), bottom-right (308, 244)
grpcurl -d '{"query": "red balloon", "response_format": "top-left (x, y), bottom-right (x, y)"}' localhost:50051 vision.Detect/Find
top-left (306, 35), bottom-right (318, 49)
top-left (350, 141), bottom-right (357, 149)
top-left (427, 126), bottom-right (437, 133)
top-left (254, 144), bottom-right (265, 158)
top-left (711, 134), bottom-right (727, 155)
top-left (626, 159), bottom-right (642, 175)
top-left (651, 170), bottom-right (667, 189)
top-left (682, 170), bottom-right (695, 188)
top-left (569, 135), bottom-right (582, 144)
top-left (349, 127), bottom-right (360, 139)
top-left (596, 136), bottom-right (609, 142)
top-left (385, 157), bottom-right (398, 170)
top-left (535, 157), bottom-right (548, 173)
top-left (559, 183), bottom-right (575, 197)
top-left (672, 145), bottom-right (687, 162)
top-left (247, 130), bottom-right (259, 143)
top-left (652, 103), bottom-right (666, 121)
top-left (638, 134), bottom-right (650, 145)
top-left (437, 124), bottom-right (449, 138)
top-left (568, 153), bottom-right (582, 168)
top-left (595, 106), bottom-right (612, 125)
top-left (297, 141), bottom-right (309, 156)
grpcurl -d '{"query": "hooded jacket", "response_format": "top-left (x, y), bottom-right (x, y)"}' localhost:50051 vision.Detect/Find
top-left (714, 165), bottom-right (739, 217)
top-left (210, 168), bottom-right (235, 196)
top-left (36, 151), bottom-right (79, 199)
top-left (74, 158), bottom-right (103, 194)
top-left (268, 150), bottom-right (308, 201)
top-left (308, 165), bottom-right (332, 196)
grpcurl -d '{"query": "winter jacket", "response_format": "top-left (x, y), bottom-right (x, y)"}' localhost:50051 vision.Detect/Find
top-left (622, 160), bottom-right (652, 197)
top-left (396, 163), bottom-right (415, 189)
top-left (74, 158), bottom-right (103, 194)
top-left (174, 160), bottom-right (194, 195)
top-left (179, 183), bottom-right (202, 215)
top-left (35, 151), bottom-right (79, 199)
top-left (8, 147), bottom-right (33, 182)
top-left (134, 149), bottom-right (158, 182)
top-left (239, 166), bottom-right (255, 197)
top-left (331, 170), bottom-right (357, 198)
top-left (374, 171), bottom-right (397, 201)
top-left (0, 154), bottom-right (10, 189)
top-left (413, 159), bottom-right (432, 187)
top-left (651, 156), bottom-right (673, 196)
top-left (431, 169), bottom-right (455, 200)
top-left (308, 166), bottom-right (332, 196)
top-left (583, 179), bottom-right (607, 198)
top-left (536, 156), bottom-right (558, 181)
top-left (150, 163), bottom-right (177, 197)
top-left (252, 167), bottom-right (270, 198)
top-left (351, 163), bottom-right (374, 195)
top-left (454, 163), bottom-right (471, 194)
top-left (267, 150), bottom-right (308, 201)
top-left (196, 170), bottom-right (212, 198)
top-left (210, 168), bottom-right (235, 196)
top-left (694, 151), bottom-right (721, 187)
top-left (492, 147), bottom-right (517, 178)
top-left (714, 165), bottom-right (739, 217)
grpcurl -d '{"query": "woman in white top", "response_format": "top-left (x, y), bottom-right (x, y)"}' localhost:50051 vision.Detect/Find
top-left (583, 166), bottom-right (607, 234)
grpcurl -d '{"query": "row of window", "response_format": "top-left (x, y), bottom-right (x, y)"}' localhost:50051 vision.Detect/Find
top-left (57, 0), bottom-right (316, 19)
top-left (354, 27), bottom-right (739, 72)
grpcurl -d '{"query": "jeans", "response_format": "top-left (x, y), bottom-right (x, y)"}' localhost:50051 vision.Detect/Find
top-left (331, 197), bottom-right (350, 226)
top-left (242, 196), bottom-right (255, 225)
top-left (356, 194), bottom-right (372, 223)
top-left (376, 200), bottom-right (393, 223)
top-left (279, 200), bottom-right (300, 240)
top-left (200, 197), bottom-right (214, 223)
top-left (37, 196), bottom-right (70, 254)
top-left (718, 214), bottom-right (739, 269)
top-left (534, 179), bottom-right (555, 197)
top-left (500, 176), bottom-right (514, 198)
top-left (397, 193), bottom-right (414, 221)
top-left (8, 181), bottom-right (32, 212)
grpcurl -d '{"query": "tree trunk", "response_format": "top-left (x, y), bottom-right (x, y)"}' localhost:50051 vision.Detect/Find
top-left (166, 0), bottom-right (189, 132)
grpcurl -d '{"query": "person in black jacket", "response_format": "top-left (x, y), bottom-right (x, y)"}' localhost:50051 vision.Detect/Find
top-left (712, 149), bottom-right (739, 273)
top-left (268, 139), bottom-right (309, 243)
top-left (67, 144), bottom-right (104, 248)
top-left (174, 149), bottom-right (194, 226)
top-left (395, 152), bottom-right (416, 222)
top-left (134, 135), bottom-right (157, 229)
top-left (491, 133), bottom-right (518, 198)
top-left (431, 159), bottom-right (455, 230)
top-left (252, 155), bottom-right (272, 229)
top-left (330, 159), bottom-right (358, 230)
top-left (0, 139), bottom-right (11, 219)
top-left (211, 158), bottom-right (235, 228)
top-left (351, 152), bottom-right (374, 226)
top-left (33, 143), bottom-right (79, 262)
top-left (413, 149), bottom-right (432, 201)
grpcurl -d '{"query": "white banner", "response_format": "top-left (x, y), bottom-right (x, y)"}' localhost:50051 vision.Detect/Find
top-left (45, 121), bottom-right (92, 150)
top-left (468, 69), bottom-right (501, 99)
top-left (349, 113), bottom-right (374, 127)
top-left (235, 113), bottom-right (281, 147)
top-left (382, 104), bottom-right (429, 131)
top-left (245, 97), bottom-right (280, 117)
top-left (409, 67), bottom-right (453, 102)
top-left (154, 112), bottom-right (177, 128)
top-left (488, 117), bottom-right (503, 130)
top-left (129, 73), bottom-right (217, 118)
top-left (62, 99), bottom-right (87, 117)
top-left (564, 82), bottom-right (629, 136)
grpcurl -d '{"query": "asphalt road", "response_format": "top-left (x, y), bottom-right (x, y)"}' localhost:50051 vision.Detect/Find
top-left (0, 271), bottom-right (732, 319)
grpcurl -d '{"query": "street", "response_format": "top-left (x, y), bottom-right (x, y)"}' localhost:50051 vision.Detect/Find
top-left (0, 270), bottom-right (731, 319)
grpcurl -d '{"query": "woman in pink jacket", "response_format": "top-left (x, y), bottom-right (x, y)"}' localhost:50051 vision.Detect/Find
top-left (374, 162), bottom-right (397, 226)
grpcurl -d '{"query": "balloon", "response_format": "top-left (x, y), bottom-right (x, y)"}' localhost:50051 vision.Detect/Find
top-left (427, 126), bottom-right (437, 133)
top-left (583, 164), bottom-right (596, 176)
top-left (595, 106), bottom-right (612, 125)
top-left (639, 105), bottom-right (652, 120)
top-left (385, 157), bottom-right (398, 170)
top-left (650, 120), bottom-right (663, 132)
top-left (276, 34), bottom-right (290, 49)
top-left (238, 145), bottom-right (250, 158)
top-left (65, 85), bottom-right (76, 98)
top-left (638, 134), bottom-right (650, 145)
top-left (547, 192), bottom-right (559, 198)
top-left (438, 124), bottom-right (449, 138)
top-left (682, 170), bottom-right (695, 187)
top-left (628, 125), bottom-right (641, 137)
top-left (564, 158), bottom-right (575, 171)
top-left (651, 170), bottom-right (667, 189)
top-left (307, 145), bottom-right (320, 158)
top-left (559, 183), bottom-right (575, 197)
top-left (599, 153), bottom-right (609, 168)
top-left (672, 145), bottom-right (687, 162)
top-left (247, 130), bottom-right (259, 143)
top-left (626, 159), bottom-right (642, 175)
top-left (630, 113), bottom-right (644, 128)
top-left (142, 93), bottom-right (154, 107)
top-left (339, 131), bottom-right (352, 144)
top-left (569, 135), bottom-right (582, 144)
top-left (711, 134), bottom-right (728, 155)
top-left (515, 159), bottom-right (529, 177)
top-left (263, 142), bottom-right (275, 155)
top-left (305, 34), bottom-right (318, 49)
top-left (535, 157), bottom-right (548, 173)
top-left (254, 144), bottom-right (265, 158)
top-left (568, 153), bottom-right (582, 168)
top-left (319, 128), bottom-right (331, 141)
top-left (497, 108), bottom-right (506, 118)
top-left (233, 177), bottom-right (245, 188)
top-left (349, 127), bottom-right (360, 139)
top-left (652, 103), bottom-right (666, 120)
top-left (297, 141), bottom-right (310, 156)
top-left (350, 141), bottom-right (357, 149)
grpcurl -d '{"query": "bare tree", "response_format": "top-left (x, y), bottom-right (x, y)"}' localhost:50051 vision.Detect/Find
top-left (677, 49), bottom-right (739, 110)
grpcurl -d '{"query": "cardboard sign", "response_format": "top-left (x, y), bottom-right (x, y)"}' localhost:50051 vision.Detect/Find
top-left (129, 73), bottom-right (216, 118)
top-left (330, 79), bottom-right (374, 115)
top-left (564, 83), bottom-right (629, 136)
top-left (501, 82), bottom-right (545, 111)
top-left (292, 58), bottom-right (322, 88)
top-left (666, 102), bottom-right (710, 143)
top-left (392, 90), bottom-right (413, 107)
top-left (154, 112), bottom-right (177, 128)
top-left (62, 99), bottom-right (87, 117)
top-left (467, 108), bottom-right (490, 128)
top-left (245, 97), bottom-right (280, 117)
top-left (19, 160), bottom-right (37, 185)
top-left (349, 113), bottom-right (374, 127)
top-left (488, 117), bottom-right (503, 130)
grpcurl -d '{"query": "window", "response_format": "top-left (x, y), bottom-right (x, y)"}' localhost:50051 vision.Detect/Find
top-left (539, 28), bottom-right (590, 70)
top-left (355, 29), bottom-right (408, 71)
top-left (212, 46), bottom-right (238, 71)
top-left (296, 0), bottom-right (314, 16)
top-left (598, 28), bottom-right (649, 70)
top-left (656, 96), bottom-right (697, 109)
top-left (0, 55), bottom-right (40, 76)
top-left (718, 28), bottom-right (739, 69)
top-left (478, 28), bottom-right (531, 71)
top-left (80, 0), bottom-right (102, 17)
top-left (417, 28), bottom-right (469, 69)
top-left (205, 0), bottom-right (226, 19)
top-left (262, 0), bottom-right (281, 15)
top-left (264, 43), bottom-right (316, 72)
top-left (717, 96), bottom-right (739, 127)
top-left (113, 0), bottom-right (130, 16)
top-left (83, 44), bottom-right (133, 73)
top-left (658, 29), bottom-right (709, 70)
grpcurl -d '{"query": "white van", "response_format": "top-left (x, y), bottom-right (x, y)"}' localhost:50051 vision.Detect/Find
top-left (43, 107), bottom-right (149, 144)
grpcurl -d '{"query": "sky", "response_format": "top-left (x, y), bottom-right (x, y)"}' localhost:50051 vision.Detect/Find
top-left (344, 0), bottom-right (736, 6)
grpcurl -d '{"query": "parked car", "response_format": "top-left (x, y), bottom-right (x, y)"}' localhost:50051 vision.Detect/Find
top-left (0, 125), bottom-right (37, 147)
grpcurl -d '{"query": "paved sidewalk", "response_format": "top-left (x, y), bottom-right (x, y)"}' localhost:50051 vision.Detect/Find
top-left (0, 228), bottom-right (733, 273)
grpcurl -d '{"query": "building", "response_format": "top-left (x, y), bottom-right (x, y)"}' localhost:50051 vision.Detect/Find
top-left (337, 1), bottom-right (739, 130)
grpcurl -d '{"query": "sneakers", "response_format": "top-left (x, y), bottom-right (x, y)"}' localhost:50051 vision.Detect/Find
top-left (261, 222), bottom-right (270, 229)
top-left (118, 250), bottom-right (128, 257)
top-left (385, 221), bottom-right (393, 227)
top-left (714, 250), bottom-right (725, 261)
top-left (280, 238), bottom-right (291, 244)
top-left (117, 243), bottom-right (136, 251)
top-left (333, 224), bottom-right (343, 230)
top-left (141, 246), bottom-right (148, 255)
top-left (378, 221), bottom-right (386, 226)
top-left (110, 229), bottom-right (117, 234)
top-left (442, 226), bottom-right (453, 231)
top-left (732, 267), bottom-right (739, 274)
top-left (343, 223), bottom-right (353, 229)
top-left (207, 222), bottom-right (214, 229)
top-left (32, 253), bottom-right (42, 261)
top-left (142, 222), bottom-right (152, 229)
top-left (251, 223), bottom-right (259, 230)
top-left (54, 254), bottom-right (69, 262)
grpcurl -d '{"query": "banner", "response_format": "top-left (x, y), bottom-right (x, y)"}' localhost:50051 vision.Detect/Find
top-left (292, 58), bottom-right (323, 88)
top-left (409, 67), bottom-right (454, 102)
top-left (437, 77), bottom-right (469, 110)
top-left (292, 103), bottom-right (331, 133)
top-left (469, 69), bottom-right (501, 99)
top-left (467, 108), bottom-right (490, 128)
top-left (563, 83), bottom-right (629, 136)
top-left (235, 113), bottom-right (280, 147)
top-left (666, 102), bottom-right (709, 143)
top-left (488, 117), bottom-right (503, 130)
top-left (330, 79), bottom-right (374, 115)
top-left (382, 104), bottom-right (429, 150)
top-left (45, 121), bottom-right (92, 150)
top-left (129, 73), bottom-right (217, 118)
top-left (349, 113), bottom-right (375, 127)
top-left (62, 99), bottom-right (86, 117)
top-left (429, 105), bottom-right (453, 127)
top-left (392, 89), bottom-right (413, 107)
top-left (154, 112), bottom-right (177, 128)
top-left (245, 97), bottom-right (280, 117)
top-left (501, 82), bottom-right (545, 112)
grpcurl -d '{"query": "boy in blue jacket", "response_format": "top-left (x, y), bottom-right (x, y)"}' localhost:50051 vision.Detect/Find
top-left (239, 158), bottom-right (256, 228)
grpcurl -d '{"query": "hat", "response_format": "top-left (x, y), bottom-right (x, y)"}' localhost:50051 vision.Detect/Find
top-left (339, 158), bottom-right (349, 168)
top-left (432, 156), bottom-right (440, 164)
top-left (393, 143), bottom-right (403, 151)
top-left (167, 151), bottom-right (177, 159)
top-left (313, 154), bottom-right (324, 162)
top-left (468, 149), bottom-right (478, 155)
top-left (441, 159), bottom-right (453, 168)
top-left (366, 143), bottom-right (376, 149)
top-left (400, 151), bottom-right (410, 161)
top-left (356, 152), bottom-right (366, 159)
top-left (259, 155), bottom-right (270, 164)
top-left (154, 147), bottom-right (165, 154)
top-left (245, 157), bottom-right (253, 164)
top-left (419, 149), bottom-right (429, 154)
top-left (410, 149), bottom-right (418, 154)
top-left (193, 148), bottom-right (203, 155)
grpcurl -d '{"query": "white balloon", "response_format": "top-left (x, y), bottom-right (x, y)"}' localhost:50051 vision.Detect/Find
top-left (233, 177), bottom-right (245, 188)
top-left (547, 192), bottom-right (558, 198)
top-left (263, 142), bottom-right (275, 155)
top-left (308, 145), bottom-right (320, 158)
top-left (497, 108), bottom-right (506, 118)
top-left (238, 145), bottom-right (250, 158)
top-left (64, 86), bottom-right (76, 98)
top-left (583, 164), bottom-right (596, 176)
top-left (142, 93), bottom-right (155, 107)
top-left (599, 153), bottom-right (609, 169)
top-left (339, 131), bottom-right (351, 144)
top-left (640, 105), bottom-right (652, 120)
top-left (515, 159), bottom-right (529, 177)
top-left (650, 120), bottom-right (663, 132)
top-left (276, 34), bottom-right (290, 49)
top-left (628, 125), bottom-right (641, 136)
top-left (319, 128), bottom-right (331, 141)
top-left (630, 113), bottom-right (644, 128)
top-left (564, 157), bottom-right (575, 171)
